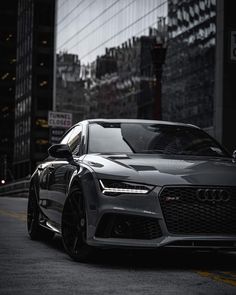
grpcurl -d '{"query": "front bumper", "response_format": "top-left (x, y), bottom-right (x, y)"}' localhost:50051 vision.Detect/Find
top-left (82, 181), bottom-right (236, 249)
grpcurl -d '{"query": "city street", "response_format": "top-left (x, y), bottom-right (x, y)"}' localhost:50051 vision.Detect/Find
top-left (0, 197), bottom-right (235, 295)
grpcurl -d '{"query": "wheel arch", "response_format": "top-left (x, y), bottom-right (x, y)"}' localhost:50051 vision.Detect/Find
top-left (67, 171), bottom-right (83, 195)
top-left (67, 166), bottom-right (99, 213)
top-left (67, 165), bottom-right (95, 195)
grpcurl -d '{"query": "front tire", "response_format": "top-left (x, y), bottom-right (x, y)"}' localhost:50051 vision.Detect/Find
top-left (27, 186), bottom-right (54, 240)
top-left (61, 188), bottom-right (94, 262)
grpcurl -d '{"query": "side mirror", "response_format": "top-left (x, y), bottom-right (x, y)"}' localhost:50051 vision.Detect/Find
top-left (48, 144), bottom-right (72, 159)
top-left (233, 150), bottom-right (236, 160)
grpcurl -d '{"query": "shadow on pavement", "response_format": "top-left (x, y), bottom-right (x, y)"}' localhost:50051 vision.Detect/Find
top-left (42, 234), bottom-right (236, 271)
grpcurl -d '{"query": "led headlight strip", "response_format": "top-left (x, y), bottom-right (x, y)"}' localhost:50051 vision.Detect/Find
top-left (99, 180), bottom-right (149, 195)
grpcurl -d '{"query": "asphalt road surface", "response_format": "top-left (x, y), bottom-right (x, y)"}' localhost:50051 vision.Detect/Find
top-left (0, 197), bottom-right (236, 295)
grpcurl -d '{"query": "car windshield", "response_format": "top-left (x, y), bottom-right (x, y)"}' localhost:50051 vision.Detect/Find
top-left (88, 122), bottom-right (229, 157)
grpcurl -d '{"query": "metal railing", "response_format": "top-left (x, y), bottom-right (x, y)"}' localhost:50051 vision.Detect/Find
top-left (0, 179), bottom-right (30, 197)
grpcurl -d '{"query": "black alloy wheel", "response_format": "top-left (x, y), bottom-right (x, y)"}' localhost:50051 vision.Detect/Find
top-left (27, 186), bottom-right (54, 240)
top-left (61, 188), bottom-right (94, 262)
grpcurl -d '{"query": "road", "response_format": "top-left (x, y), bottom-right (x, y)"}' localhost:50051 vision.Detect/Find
top-left (0, 197), bottom-right (236, 295)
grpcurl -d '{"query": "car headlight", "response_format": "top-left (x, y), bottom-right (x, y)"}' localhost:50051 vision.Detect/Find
top-left (99, 179), bottom-right (153, 196)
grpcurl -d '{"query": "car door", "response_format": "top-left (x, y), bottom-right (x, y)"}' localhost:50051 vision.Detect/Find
top-left (45, 125), bottom-right (83, 226)
top-left (38, 160), bottom-right (55, 219)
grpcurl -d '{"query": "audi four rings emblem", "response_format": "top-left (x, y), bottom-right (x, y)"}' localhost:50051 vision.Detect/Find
top-left (196, 189), bottom-right (231, 202)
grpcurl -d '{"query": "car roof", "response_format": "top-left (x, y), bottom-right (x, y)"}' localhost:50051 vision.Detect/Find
top-left (79, 118), bottom-right (199, 129)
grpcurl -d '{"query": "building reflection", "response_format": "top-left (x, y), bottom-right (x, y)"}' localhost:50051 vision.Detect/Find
top-left (56, 53), bottom-right (88, 124)
top-left (162, 0), bottom-right (216, 129)
top-left (57, 19), bottom-right (167, 122)
top-left (88, 24), bottom-right (167, 120)
top-left (56, 0), bottom-right (217, 132)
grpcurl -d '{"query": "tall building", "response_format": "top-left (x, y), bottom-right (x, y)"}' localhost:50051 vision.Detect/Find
top-left (162, 0), bottom-right (216, 129)
top-left (13, 0), bottom-right (56, 179)
top-left (0, 1), bottom-right (18, 182)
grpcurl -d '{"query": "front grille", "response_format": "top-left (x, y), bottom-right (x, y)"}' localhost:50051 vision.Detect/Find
top-left (96, 213), bottom-right (162, 240)
top-left (159, 186), bottom-right (236, 235)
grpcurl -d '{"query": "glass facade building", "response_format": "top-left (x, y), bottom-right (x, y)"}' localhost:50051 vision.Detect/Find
top-left (56, 0), bottom-right (168, 121)
top-left (87, 28), bottom-right (167, 120)
top-left (56, 0), bottom-right (217, 128)
top-left (57, 0), bottom-right (167, 64)
top-left (162, 0), bottom-right (216, 129)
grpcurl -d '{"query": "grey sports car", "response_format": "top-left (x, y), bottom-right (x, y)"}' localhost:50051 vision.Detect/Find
top-left (27, 119), bottom-right (236, 261)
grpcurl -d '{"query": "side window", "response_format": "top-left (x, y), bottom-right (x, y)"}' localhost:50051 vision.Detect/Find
top-left (67, 125), bottom-right (82, 155)
top-left (60, 128), bottom-right (75, 145)
top-left (60, 125), bottom-right (82, 155)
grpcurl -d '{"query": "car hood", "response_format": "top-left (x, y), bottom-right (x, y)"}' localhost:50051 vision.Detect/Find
top-left (82, 154), bottom-right (236, 187)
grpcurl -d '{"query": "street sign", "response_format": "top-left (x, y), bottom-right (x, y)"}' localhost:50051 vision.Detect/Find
top-left (230, 31), bottom-right (236, 61)
top-left (48, 111), bottom-right (72, 128)
top-left (50, 127), bottom-right (66, 145)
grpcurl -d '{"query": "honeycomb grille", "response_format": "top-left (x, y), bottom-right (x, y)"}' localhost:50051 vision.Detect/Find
top-left (159, 186), bottom-right (236, 235)
top-left (96, 214), bottom-right (162, 240)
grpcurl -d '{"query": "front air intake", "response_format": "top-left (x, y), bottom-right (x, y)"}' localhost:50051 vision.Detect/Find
top-left (96, 213), bottom-right (162, 240)
top-left (159, 186), bottom-right (236, 235)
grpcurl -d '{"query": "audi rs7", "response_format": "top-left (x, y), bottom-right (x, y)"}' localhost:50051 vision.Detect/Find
top-left (27, 119), bottom-right (236, 261)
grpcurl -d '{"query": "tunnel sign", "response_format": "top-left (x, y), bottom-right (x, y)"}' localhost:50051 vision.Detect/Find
top-left (48, 111), bottom-right (72, 128)
top-left (230, 31), bottom-right (236, 61)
